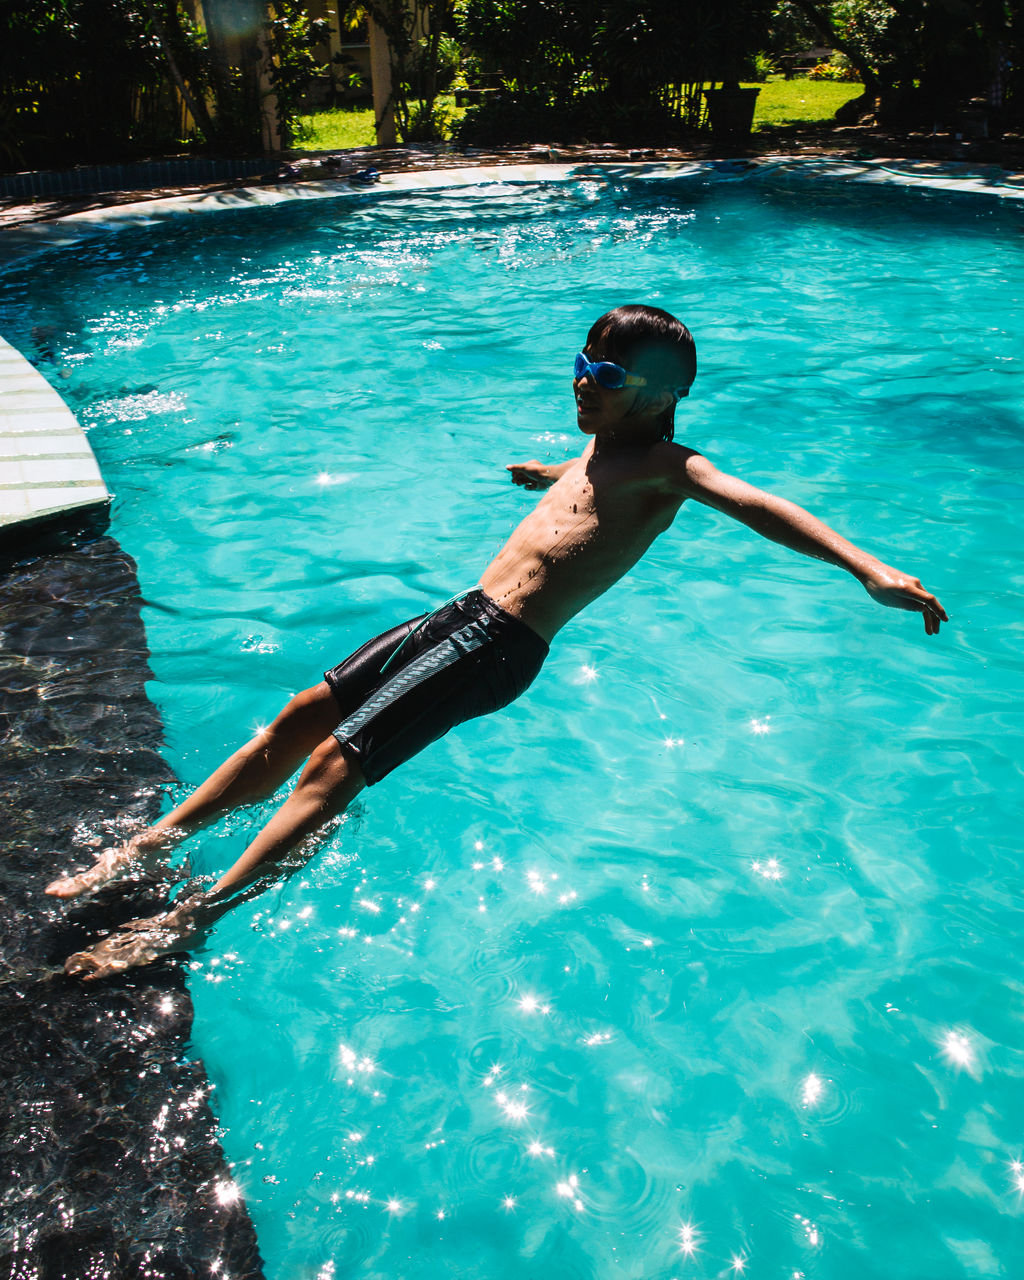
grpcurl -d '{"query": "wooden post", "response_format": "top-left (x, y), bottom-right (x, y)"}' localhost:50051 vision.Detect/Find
top-left (368, 15), bottom-right (396, 146)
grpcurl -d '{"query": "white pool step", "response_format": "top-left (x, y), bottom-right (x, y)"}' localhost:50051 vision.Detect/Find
top-left (0, 333), bottom-right (109, 541)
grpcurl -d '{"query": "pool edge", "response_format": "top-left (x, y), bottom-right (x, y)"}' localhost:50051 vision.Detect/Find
top-left (0, 156), bottom-right (1021, 273)
top-left (0, 537), bottom-right (265, 1277)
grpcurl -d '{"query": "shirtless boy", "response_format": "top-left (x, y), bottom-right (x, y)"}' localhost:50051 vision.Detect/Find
top-left (51, 304), bottom-right (947, 979)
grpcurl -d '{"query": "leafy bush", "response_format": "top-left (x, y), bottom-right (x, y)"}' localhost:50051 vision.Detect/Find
top-left (455, 92), bottom-right (577, 145)
top-left (457, 0), bottom-right (774, 137)
top-left (0, 0), bottom-right (207, 171)
top-left (749, 52), bottom-right (774, 83)
top-left (807, 54), bottom-right (861, 82)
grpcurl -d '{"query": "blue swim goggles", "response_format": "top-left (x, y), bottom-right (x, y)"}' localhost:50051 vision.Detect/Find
top-left (573, 351), bottom-right (647, 390)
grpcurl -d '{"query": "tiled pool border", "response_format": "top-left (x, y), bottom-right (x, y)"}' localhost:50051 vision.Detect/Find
top-left (0, 154), bottom-right (1021, 544)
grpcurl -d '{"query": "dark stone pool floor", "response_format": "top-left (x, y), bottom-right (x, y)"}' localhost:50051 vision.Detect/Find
top-left (0, 534), bottom-right (263, 1278)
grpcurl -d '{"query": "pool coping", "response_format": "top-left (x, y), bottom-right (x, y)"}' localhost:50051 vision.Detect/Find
top-left (1, 153), bottom-right (1020, 545)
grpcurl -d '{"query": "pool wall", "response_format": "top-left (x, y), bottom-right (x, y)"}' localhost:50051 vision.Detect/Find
top-left (0, 537), bottom-right (263, 1278)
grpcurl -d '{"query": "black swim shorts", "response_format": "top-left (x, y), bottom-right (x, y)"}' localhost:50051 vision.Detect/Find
top-left (324, 589), bottom-right (548, 786)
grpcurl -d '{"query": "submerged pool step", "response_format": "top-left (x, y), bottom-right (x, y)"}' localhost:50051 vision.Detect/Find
top-left (0, 334), bottom-right (109, 543)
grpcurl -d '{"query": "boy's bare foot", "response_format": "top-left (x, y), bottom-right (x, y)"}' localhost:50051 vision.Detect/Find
top-left (64, 897), bottom-right (202, 981)
top-left (46, 830), bottom-right (179, 899)
top-left (46, 845), bottom-right (139, 899)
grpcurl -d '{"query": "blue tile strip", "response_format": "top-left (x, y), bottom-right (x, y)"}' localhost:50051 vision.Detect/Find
top-left (0, 156), bottom-right (268, 199)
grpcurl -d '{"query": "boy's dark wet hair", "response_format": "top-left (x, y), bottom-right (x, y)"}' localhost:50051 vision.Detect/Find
top-left (585, 305), bottom-right (697, 442)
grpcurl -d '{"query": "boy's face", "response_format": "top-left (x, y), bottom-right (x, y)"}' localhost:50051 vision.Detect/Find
top-left (572, 342), bottom-right (669, 440)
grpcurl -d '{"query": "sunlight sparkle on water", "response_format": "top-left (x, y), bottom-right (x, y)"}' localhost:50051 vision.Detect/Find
top-left (801, 1073), bottom-right (824, 1107)
top-left (676, 1221), bottom-right (699, 1256)
top-left (556, 1173), bottom-right (584, 1211)
top-left (518, 993), bottom-right (551, 1015)
top-left (751, 857), bottom-right (783, 881)
top-left (941, 1029), bottom-right (975, 1070)
top-left (214, 1180), bottom-right (241, 1206)
top-left (495, 1088), bottom-right (530, 1122)
top-left (749, 716), bottom-right (772, 735)
top-left (339, 1044), bottom-right (375, 1075)
top-left (1010, 1159), bottom-right (1024, 1193)
top-left (526, 868), bottom-right (550, 895)
top-left (796, 1214), bottom-right (820, 1247)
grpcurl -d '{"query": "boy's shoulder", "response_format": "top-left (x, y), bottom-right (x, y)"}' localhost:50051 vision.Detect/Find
top-left (647, 439), bottom-right (712, 495)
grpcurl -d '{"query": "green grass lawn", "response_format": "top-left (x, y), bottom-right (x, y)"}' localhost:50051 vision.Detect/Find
top-left (293, 76), bottom-right (864, 152)
top-left (748, 74), bottom-right (863, 128)
top-left (294, 103), bottom-right (376, 151)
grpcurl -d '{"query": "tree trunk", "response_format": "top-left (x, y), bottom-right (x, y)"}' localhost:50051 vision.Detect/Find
top-left (140, 0), bottom-right (217, 139)
top-left (202, 0), bottom-right (266, 150)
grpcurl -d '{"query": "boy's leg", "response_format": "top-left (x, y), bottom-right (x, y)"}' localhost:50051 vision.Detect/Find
top-left (46, 680), bottom-right (344, 898)
top-left (48, 612), bottom-right (424, 899)
top-left (64, 735), bottom-right (365, 980)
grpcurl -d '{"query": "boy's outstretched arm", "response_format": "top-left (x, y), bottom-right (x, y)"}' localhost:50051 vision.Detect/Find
top-left (673, 450), bottom-right (948, 635)
top-left (506, 458), bottom-right (575, 489)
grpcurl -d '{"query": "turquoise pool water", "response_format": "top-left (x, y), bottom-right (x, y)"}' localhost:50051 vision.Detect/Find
top-left (3, 168), bottom-right (1023, 1278)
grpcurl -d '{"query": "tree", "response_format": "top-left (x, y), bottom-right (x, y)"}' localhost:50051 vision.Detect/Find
top-left (786, 0), bottom-right (886, 91)
top-left (456, 0), bottom-right (775, 141)
top-left (783, 0), bottom-right (1020, 120)
top-left (359, 0), bottom-right (458, 141)
top-left (0, 0), bottom-right (186, 170)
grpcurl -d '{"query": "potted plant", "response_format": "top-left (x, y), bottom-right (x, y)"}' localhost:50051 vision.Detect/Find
top-left (703, 79), bottom-right (761, 139)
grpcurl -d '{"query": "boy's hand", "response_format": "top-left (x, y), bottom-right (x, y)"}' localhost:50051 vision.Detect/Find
top-left (506, 460), bottom-right (554, 490)
top-left (861, 565), bottom-right (948, 635)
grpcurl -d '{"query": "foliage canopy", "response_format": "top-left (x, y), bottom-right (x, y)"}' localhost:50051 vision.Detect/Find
top-left (1, 0), bottom-right (1021, 171)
